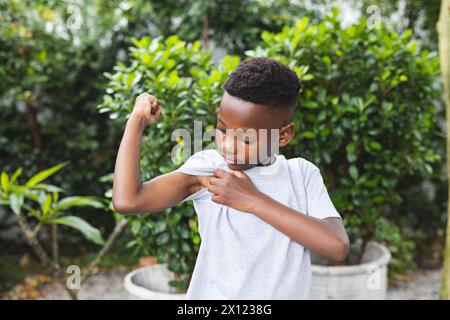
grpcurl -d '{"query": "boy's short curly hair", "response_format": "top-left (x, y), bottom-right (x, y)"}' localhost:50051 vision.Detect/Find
top-left (223, 57), bottom-right (302, 109)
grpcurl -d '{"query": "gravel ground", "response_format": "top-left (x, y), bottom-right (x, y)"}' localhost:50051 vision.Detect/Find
top-left (41, 271), bottom-right (135, 300)
top-left (39, 268), bottom-right (443, 300)
top-left (386, 268), bottom-right (442, 300)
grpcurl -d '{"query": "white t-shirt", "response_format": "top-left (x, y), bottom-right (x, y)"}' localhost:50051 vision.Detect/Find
top-left (175, 149), bottom-right (341, 300)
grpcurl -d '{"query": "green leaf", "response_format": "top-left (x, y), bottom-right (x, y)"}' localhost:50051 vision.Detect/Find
top-left (181, 242), bottom-right (191, 253)
top-left (346, 142), bottom-right (356, 154)
top-left (303, 131), bottom-right (316, 139)
top-left (193, 235), bottom-right (200, 245)
top-left (156, 233), bottom-right (169, 245)
top-left (25, 162), bottom-right (69, 187)
top-left (50, 216), bottom-right (105, 245)
top-left (53, 196), bottom-right (104, 212)
top-left (131, 220), bottom-right (141, 234)
top-left (154, 221), bottom-right (167, 234)
top-left (369, 141), bottom-right (382, 151)
top-left (42, 194), bottom-right (52, 217)
top-left (349, 165), bottom-right (359, 180)
top-left (10, 168), bottom-right (23, 185)
top-left (9, 193), bottom-right (24, 215)
top-left (346, 142), bottom-right (357, 162)
top-left (23, 190), bottom-right (42, 203)
top-left (32, 184), bottom-right (64, 193)
top-left (1, 172), bottom-right (10, 193)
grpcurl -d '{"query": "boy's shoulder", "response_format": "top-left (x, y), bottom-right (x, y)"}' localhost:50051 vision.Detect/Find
top-left (285, 155), bottom-right (322, 182)
top-left (286, 155), bottom-right (320, 172)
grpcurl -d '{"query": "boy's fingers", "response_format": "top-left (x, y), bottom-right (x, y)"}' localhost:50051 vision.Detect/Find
top-left (135, 93), bottom-right (145, 101)
top-left (207, 184), bottom-right (219, 194)
top-left (209, 177), bottom-right (221, 186)
top-left (136, 92), bottom-right (149, 102)
top-left (146, 95), bottom-right (154, 106)
top-left (214, 168), bottom-right (229, 178)
top-left (211, 195), bottom-right (223, 204)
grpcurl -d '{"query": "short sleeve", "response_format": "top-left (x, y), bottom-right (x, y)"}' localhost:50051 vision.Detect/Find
top-left (174, 150), bottom-right (218, 202)
top-left (305, 167), bottom-right (341, 220)
top-left (174, 149), bottom-right (218, 176)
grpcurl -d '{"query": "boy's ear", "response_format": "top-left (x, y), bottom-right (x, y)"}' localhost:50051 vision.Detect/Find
top-left (279, 122), bottom-right (295, 148)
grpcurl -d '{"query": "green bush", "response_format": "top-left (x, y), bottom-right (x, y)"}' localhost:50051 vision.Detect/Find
top-left (99, 35), bottom-right (240, 291)
top-left (246, 10), bottom-right (442, 269)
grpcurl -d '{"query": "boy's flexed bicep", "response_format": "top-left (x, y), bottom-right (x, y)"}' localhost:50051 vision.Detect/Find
top-left (112, 93), bottom-right (215, 214)
top-left (116, 172), bottom-right (209, 214)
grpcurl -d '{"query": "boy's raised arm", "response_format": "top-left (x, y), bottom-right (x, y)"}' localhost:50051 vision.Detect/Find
top-left (112, 93), bottom-right (199, 215)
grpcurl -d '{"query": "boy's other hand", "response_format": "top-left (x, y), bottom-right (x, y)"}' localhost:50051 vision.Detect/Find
top-left (131, 92), bottom-right (162, 127)
top-left (208, 169), bottom-right (262, 213)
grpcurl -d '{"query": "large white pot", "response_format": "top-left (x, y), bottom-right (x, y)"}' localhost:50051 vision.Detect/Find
top-left (123, 264), bottom-right (186, 300)
top-left (310, 242), bottom-right (391, 300)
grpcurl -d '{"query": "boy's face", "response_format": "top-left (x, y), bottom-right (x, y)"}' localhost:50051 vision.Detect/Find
top-left (215, 92), bottom-right (295, 171)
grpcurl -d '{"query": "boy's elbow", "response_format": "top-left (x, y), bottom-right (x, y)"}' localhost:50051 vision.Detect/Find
top-left (112, 196), bottom-right (157, 215)
top-left (112, 197), bottom-right (136, 215)
top-left (333, 238), bottom-right (350, 262)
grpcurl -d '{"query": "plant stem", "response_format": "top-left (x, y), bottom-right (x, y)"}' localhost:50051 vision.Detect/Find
top-left (80, 219), bottom-right (127, 285)
top-left (32, 222), bottom-right (43, 237)
top-left (16, 214), bottom-right (54, 269)
top-left (51, 224), bottom-right (60, 269)
top-left (356, 235), bottom-right (371, 265)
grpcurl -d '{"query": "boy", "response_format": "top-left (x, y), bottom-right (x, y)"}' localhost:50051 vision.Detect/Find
top-left (112, 57), bottom-right (349, 300)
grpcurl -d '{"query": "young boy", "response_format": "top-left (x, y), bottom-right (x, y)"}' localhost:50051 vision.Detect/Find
top-left (112, 57), bottom-right (349, 300)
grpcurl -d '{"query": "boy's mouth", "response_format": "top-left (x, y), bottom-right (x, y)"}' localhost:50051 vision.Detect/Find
top-left (223, 154), bottom-right (237, 164)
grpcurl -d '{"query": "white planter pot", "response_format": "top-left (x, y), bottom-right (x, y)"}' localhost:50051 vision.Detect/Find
top-left (123, 264), bottom-right (186, 300)
top-left (310, 242), bottom-right (391, 300)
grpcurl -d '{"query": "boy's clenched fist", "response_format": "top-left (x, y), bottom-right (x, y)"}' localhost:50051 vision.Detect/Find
top-left (131, 92), bottom-right (162, 126)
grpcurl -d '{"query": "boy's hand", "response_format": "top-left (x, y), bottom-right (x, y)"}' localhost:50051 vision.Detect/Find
top-left (131, 92), bottom-right (162, 127)
top-left (208, 169), bottom-right (263, 213)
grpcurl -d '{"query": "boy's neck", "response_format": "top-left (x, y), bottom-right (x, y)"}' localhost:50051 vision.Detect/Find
top-left (257, 154), bottom-right (277, 167)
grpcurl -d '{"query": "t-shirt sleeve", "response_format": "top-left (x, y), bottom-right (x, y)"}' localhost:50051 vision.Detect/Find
top-left (305, 166), bottom-right (341, 220)
top-left (174, 150), bottom-right (217, 202)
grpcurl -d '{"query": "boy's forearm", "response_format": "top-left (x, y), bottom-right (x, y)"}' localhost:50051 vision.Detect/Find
top-left (112, 115), bottom-right (146, 211)
top-left (249, 193), bottom-right (349, 262)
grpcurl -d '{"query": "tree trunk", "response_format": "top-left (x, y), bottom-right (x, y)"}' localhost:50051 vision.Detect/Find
top-left (438, 0), bottom-right (450, 300)
top-left (24, 92), bottom-right (45, 171)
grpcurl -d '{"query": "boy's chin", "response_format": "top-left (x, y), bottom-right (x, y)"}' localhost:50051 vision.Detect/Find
top-left (226, 163), bottom-right (256, 171)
